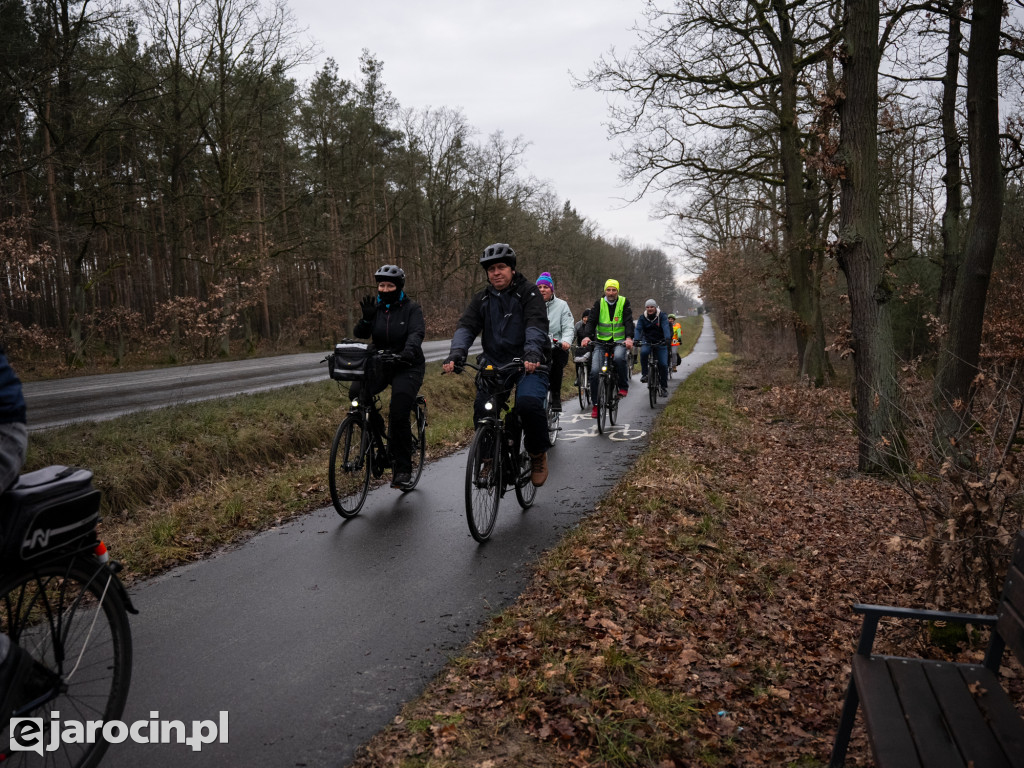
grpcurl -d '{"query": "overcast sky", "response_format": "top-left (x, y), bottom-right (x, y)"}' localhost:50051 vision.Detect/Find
top-left (286, 0), bottom-right (678, 255)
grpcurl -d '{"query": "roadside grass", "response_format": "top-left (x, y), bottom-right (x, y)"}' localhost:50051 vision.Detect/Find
top-left (27, 363), bottom-right (482, 579)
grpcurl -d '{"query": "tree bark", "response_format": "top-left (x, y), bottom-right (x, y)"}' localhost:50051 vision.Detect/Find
top-left (933, 0), bottom-right (1003, 445)
top-left (936, 5), bottom-right (963, 325)
top-left (835, 0), bottom-right (902, 472)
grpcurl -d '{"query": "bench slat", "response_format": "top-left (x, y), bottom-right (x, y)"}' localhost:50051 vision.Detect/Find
top-left (925, 661), bottom-right (1012, 768)
top-left (888, 659), bottom-right (964, 768)
top-left (853, 655), bottom-right (923, 768)
top-left (959, 664), bottom-right (1024, 768)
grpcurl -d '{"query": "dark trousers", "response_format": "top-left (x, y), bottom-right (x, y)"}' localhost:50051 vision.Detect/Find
top-left (350, 363), bottom-right (424, 474)
top-left (549, 345), bottom-right (569, 400)
top-left (473, 370), bottom-right (549, 456)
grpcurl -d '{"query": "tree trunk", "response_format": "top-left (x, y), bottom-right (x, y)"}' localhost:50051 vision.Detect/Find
top-left (775, 7), bottom-right (829, 386)
top-left (835, 0), bottom-right (902, 472)
top-left (933, 0), bottom-right (1003, 445)
top-left (936, 6), bottom-right (963, 325)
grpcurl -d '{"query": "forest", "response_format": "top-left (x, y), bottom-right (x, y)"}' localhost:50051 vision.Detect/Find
top-left (579, 0), bottom-right (1023, 603)
top-left (0, 0), bottom-right (692, 368)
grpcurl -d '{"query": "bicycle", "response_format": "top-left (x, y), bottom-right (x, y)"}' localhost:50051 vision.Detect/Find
top-left (572, 345), bottom-right (591, 411)
top-left (640, 339), bottom-right (669, 408)
top-left (452, 359), bottom-right (548, 543)
top-left (590, 341), bottom-right (627, 435)
top-left (325, 349), bottom-right (427, 518)
top-left (0, 465), bottom-right (136, 768)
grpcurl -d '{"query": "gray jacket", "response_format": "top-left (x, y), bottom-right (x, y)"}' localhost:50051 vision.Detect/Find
top-left (544, 294), bottom-right (575, 345)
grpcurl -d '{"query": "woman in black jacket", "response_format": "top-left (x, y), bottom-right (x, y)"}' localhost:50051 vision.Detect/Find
top-left (352, 265), bottom-right (426, 489)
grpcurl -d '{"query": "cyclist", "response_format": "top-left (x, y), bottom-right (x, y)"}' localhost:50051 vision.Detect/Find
top-left (572, 308), bottom-right (591, 386)
top-left (580, 279), bottom-right (635, 418)
top-left (535, 272), bottom-right (574, 412)
top-left (668, 313), bottom-right (684, 371)
top-left (442, 243), bottom-right (550, 486)
top-left (635, 299), bottom-right (670, 398)
top-left (352, 265), bottom-right (425, 490)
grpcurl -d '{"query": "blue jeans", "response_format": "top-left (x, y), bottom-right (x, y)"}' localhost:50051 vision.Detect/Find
top-left (590, 343), bottom-right (628, 404)
top-left (640, 343), bottom-right (668, 388)
top-left (474, 370), bottom-right (550, 455)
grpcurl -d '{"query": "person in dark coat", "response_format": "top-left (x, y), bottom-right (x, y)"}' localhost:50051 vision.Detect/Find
top-left (442, 243), bottom-right (551, 486)
top-left (352, 265), bottom-right (425, 489)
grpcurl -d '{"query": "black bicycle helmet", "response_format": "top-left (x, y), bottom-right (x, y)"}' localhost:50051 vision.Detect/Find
top-left (374, 264), bottom-right (405, 291)
top-left (479, 243), bottom-right (516, 270)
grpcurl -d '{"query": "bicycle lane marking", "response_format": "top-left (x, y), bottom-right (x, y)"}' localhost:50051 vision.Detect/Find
top-left (556, 412), bottom-right (647, 442)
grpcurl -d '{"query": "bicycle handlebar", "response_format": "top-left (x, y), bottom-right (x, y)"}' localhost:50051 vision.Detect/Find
top-left (453, 358), bottom-right (550, 376)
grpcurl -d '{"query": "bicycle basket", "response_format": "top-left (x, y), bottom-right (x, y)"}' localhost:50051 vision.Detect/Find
top-left (572, 346), bottom-right (591, 364)
top-left (0, 465), bottom-right (100, 567)
top-left (328, 341), bottom-right (370, 381)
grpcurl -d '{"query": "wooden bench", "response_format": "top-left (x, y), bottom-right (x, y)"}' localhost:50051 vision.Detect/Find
top-left (830, 530), bottom-right (1024, 767)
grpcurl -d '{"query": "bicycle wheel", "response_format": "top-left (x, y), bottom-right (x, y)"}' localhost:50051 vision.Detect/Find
top-left (465, 425), bottom-right (501, 542)
top-left (329, 414), bottom-right (371, 518)
top-left (577, 364), bottom-right (587, 410)
top-left (546, 400), bottom-right (559, 446)
top-left (514, 432), bottom-right (538, 509)
top-left (402, 400), bottom-right (427, 492)
top-left (608, 377), bottom-right (619, 426)
top-left (649, 378), bottom-right (658, 408)
top-left (596, 375), bottom-right (607, 434)
top-left (0, 557), bottom-right (132, 768)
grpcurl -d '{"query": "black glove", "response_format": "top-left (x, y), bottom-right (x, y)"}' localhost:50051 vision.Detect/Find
top-left (359, 295), bottom-right (376, 322)
top-left (523, 350), bottom-right (542, 365)
top-left (445, 353), bottom-right (466, 369)
top-left (399, 348), bottom-right (417, 366)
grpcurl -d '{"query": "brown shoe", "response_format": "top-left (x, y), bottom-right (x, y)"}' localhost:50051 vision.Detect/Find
top-left (529, 452), bottom-right (548, 486)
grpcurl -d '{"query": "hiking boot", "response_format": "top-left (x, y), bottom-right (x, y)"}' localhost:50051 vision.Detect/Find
top-left (529, 452), bottom-right (548, 486)
top-left (640, 374), bottom-right (648, 383)
top-left (550, 395), bottom-right (561, 412)
top-left (391, 472), bottom-right (412, 489)
top-left (591, 405), bottom-right (599, 419)
top-left (572, 377), bottom-right (579, 387)
top-left (618, 388), bottom-right (628, 398)
top-left (660, 387), bottom-right (668, 398)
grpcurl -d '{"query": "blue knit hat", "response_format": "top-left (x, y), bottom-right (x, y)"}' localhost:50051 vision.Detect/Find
top-left (536, 272), bottom-right (554, 287)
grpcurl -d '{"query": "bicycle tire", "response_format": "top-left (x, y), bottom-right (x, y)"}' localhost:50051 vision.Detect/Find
top-left (577, 364), bottom-right (590, 410)
top-left (514, 431), bottom-right (538, 509)
top-left (403, 401), bottom-right (427, 492)
top-left (329, 414), bottom-right (371, 518)
top-left (546, 401), bottom-right (559, 447)
top-left (596, 375), bottom-right (607, 434)
top-left (608, 376), bottom-right (619, 426)
top-left (0, 557), bottom-right (132, 768)
top-left (465, 425), bottom-right (501, 542)
top-left (649, 377), bottom-right (657, 408)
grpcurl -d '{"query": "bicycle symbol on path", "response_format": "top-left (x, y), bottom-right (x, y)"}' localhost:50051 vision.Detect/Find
top-left (557, 413), bottom-right (647, 442)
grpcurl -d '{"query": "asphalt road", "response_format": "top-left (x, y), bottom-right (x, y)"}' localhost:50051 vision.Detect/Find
top-left (94, 317), bottom-right (717, 768)
top-left (21, 339), bottom-right (480, 431)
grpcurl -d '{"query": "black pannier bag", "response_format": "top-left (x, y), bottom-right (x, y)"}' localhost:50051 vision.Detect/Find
top-left (0, 465), bottom-right (100, 567)
top-left (328, 341), bottom-right (369, 381)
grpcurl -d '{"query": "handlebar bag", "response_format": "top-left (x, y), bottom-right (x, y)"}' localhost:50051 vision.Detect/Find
top-left (328, 342), bottom-right (370, 381)
top-left (0, 465), bottom-right (100, 566)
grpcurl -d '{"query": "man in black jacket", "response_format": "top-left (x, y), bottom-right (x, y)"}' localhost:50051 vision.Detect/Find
top-left (352, 265), bottom-right (426, 489)
top-left (443, 243), bottom-right (551, 486)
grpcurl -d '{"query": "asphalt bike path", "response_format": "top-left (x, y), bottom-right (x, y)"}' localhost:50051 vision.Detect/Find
top-left (101, 317), bottom-right (717, 767)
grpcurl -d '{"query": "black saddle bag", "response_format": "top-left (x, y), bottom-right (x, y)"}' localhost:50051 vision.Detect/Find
top-left (0, 465), bottom-right (100, 568)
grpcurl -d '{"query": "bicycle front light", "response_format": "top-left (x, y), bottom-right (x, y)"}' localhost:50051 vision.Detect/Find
top-left (601, 365), bottom-right (608, 372)
top-left (351, 398), bottom-right (359, 407)
top-left (484, 401), bottom-right (494, 411)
